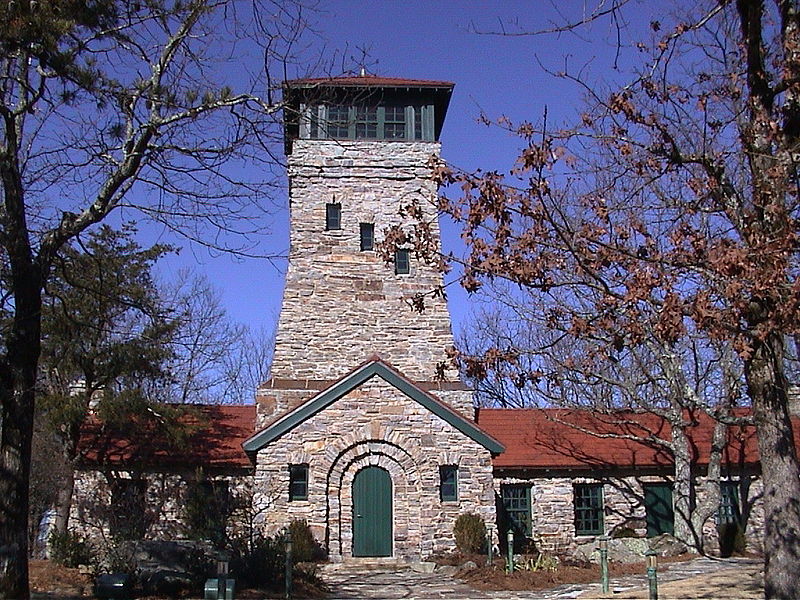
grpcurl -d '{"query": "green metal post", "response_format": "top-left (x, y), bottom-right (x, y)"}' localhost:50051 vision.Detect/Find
top-left (285, 530), bottom-right (293, 600)
top-left (506, 530), bottom-right (514, 573)
top-left (598, 536), bottom-right (609, 594)
top-left (646, 549), bottom-right (658, 600)
top-left (486, 525), bottom-right (493, 567)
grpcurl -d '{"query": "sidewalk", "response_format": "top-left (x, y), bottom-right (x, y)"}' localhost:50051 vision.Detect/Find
top-left (319, 557), bottom-right (763, 599)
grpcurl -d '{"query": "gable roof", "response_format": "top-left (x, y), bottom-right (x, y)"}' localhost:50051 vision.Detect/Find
top-left (243, 357), bottom-right (504, 454)
top-left (79, 404), bottom-right (256, 470)
top-left (477, 408), bottom-right (799, 471)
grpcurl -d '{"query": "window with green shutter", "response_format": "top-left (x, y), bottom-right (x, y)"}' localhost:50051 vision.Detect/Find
top-left (110, 478), bottom-right (147, 540)
top-left (289, 464), bottom-right (308, 501)
top-left (439, 466), bottom-right (458, 501)
top-left (717, 481), bottom-right (741, 525)
top-left (574, 484), bottom-right (604, 535)
top-left (500, 484), bottom-right (531, 537)
top-left (644, 483), bottom-right (674, 536)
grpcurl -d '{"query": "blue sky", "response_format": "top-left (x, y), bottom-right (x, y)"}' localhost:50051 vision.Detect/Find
top-left (153, 0), bottom-right (657, 348)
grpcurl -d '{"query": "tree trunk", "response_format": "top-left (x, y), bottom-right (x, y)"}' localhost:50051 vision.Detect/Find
top-left (0, 290), bottom-right (42, 599)
top-left (745, 332), bottom-right (800, 599)
top-left (671, 421), bottom-right (695, 549)
top-left (0, 158), bottom-right (42, 597)
top-left (52, 464), bottom-right (75, 540)
top-left (691, 418), bottom-right (727, 555)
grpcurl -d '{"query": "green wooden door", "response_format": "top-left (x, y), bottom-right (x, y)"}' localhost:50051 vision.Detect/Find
top-left (644, 483), bottom-right (675, 537)
top-left (352, 466), bottom-right (392, 557)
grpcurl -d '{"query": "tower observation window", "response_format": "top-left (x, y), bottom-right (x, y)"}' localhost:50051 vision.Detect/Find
top-left (300, 104), bottom-right (433, 141)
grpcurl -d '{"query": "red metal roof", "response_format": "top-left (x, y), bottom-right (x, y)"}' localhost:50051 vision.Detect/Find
top-left (476, 408), bottom-right (797, 471)
top-left (284, 75), bottom-right (454, 89)
top-left (79, 404), bottom-right (256, 470)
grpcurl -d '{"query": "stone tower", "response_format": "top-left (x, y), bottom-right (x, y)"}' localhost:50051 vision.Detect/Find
top-left (246, 76), bottom-right (501, 561)
top-left (257, 75), bottom-right (473, 425)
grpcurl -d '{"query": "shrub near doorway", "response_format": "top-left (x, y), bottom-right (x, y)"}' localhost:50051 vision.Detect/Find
top-left (454, 513), bottom-right (486, 554)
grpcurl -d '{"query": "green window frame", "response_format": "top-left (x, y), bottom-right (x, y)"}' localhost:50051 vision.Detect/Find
top-left (354, 106), bottom-right (378, 139)
top-left (360, 223), bottom-right (374, 251)
top-left (326, 105), bottom-right (350, 138)
top-left (717, 481), bottom-right (741, 525)
top-left (289, 464), bottom-right (308, 501)
top-left (384, 105), bottom-right (407, 140)
top-left (574, 483), bottom-right (604, 535)
top-left (395, 249), bottom-right (410, 274)
top-left (439, 465), bottom-right (458, 502)
top-left (325, 203), bottom-right (341, 230)
top-left (500, 484), bottom-right (531, 537)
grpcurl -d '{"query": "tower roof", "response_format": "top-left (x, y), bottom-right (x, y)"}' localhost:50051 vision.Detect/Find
top-left (284, 75), bottom-right (454, 90)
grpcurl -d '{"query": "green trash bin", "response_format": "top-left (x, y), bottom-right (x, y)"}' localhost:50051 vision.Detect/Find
top-left (204, 576), bottom-right (235, 600)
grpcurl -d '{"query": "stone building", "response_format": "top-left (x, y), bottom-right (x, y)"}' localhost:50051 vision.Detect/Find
top-left (242, 75), bottom-right (502, 561)
top-left (70, 74), bottom-right (789, 562)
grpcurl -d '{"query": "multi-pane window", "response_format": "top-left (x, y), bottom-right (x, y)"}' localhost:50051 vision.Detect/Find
top-left (395, 249), bottom-right (410, 274)
top-left (384, 106), bottom-right (406, 139)
top-left (326, 203), bottom-right (341, 230)
top-left (439, 466), bottom-right (458, 501)
top-left (355, 106), bottom-right (378, 139)
top-left (574, 484), bottom-right (604, 535)
top-left (414, 105), bottom-right (424, 140)
top-left (360, 223), bottom-right (375, 251)
top-left (718, 481), bottom-right (741, 525)
top-left (110, 478), bottom-right (147, 540)
top-left (326, 105), bottom-right (350, 138)
top-left (289, 464), bottom-right (308, 501)
top-left (500, 484), bottom-right (531, 537)
top-left (302, 104), bottom-right (433, 140)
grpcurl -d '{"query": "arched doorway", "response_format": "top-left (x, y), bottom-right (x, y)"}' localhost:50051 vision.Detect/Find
top-left (352, 466), bottom-right (392, 557)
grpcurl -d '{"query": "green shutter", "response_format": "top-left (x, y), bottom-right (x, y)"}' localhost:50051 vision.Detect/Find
top-left (644, 484), bottom-right (674, 536)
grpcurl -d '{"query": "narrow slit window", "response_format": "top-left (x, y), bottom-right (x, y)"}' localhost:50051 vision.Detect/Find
top-left (289, 464), bottom-right (308, 501)
top-left (326, 203), bottom-right (341, 230)
top-left (440, 465), bottom-right (458, 501)
top-left (360, 223), bottom-right (375, 251)
top-left (395, 249), bottom-right (410, 274)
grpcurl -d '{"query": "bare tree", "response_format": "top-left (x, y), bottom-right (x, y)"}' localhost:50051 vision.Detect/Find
top-left (0, 1), bottom-right (314, 595)
top-left (458, 285), bottom-right (745, 552)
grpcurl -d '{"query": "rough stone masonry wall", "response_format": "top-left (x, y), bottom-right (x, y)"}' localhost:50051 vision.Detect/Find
top-left (253, 375), bottom-right (496, 562)
top-left (272, 140), bottom-right (459, 387)
top-left (70, 470), bottom-right (253, 544)
top-left (494, 473), bottom-right (765, 555)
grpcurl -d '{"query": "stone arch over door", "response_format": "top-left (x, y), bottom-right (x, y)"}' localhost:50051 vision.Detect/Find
top-left (326, 439), bottom-right (421, 560)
